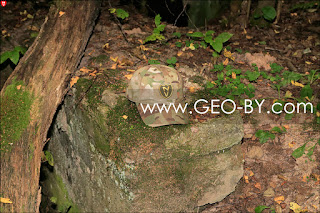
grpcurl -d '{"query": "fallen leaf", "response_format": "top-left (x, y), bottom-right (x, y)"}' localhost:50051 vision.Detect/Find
top-left (70, 76), bottom-right (79, 88)
top-left (283, 125), bottom-right (290, 129)
top-left (189, 87), bottom-right (195, 93)
top-left (122, 115), bottom-right (128, 119)
top-left (291, 81), bottom-right (304, 87)
top-left (110, 56), bottom-right (118, 62)
top-left (249, 170), bottom-right (254, 176)
top-left (103, 43), bottom-right (109, 49)
top-left (233, 42), bottom-right (239, 45)
top-left (288, 141), bottom-right (296, 148)
top-left (232, 72), bottom-right (236, 79)
top-left (274, 29), bottom-right (280, 34)
top-left (243, 28), bottom-right (247, 34)
top-left (139, 45), bottom-right (149, 51)
top-left (59, 11), bottom-right (65, 17)
top-left (223, 58), bottom-right (229, 65)
top-left (189, 43), bottom-right (195, 50)
top-left (27, 14), bottom-right (33, 19)
top-left (246, 35), bottom-right (253, 39)
top-left (177, 51), bottom-right (183, 57)
top-left (124, 74), bottom-right (132, 80)
top-left (80, 67), bottom-right (93, 73)
top-left (138, 39), bottom-right (143, 44)
top-left (317, 112), bottom-right (320, 117)
top-left (254, 182), bottom-right (262, 190)
top-left (16, 85), bottom-right (22, 90)
top-left (290, 202), bottom-right (302, 213)
top-left (127, 69), bottom-right (135, 72)
top-left (285, 91), bottom-right (292, 98)
top-left (244, 175), bottom-right (249, 183)
top-left (302, 175), bottom-right (307, 183)
top-left (0, 197), bottom-right (13, 204)
top-left (305, 61), bottom-right (312, 64)
top-left (274, 196), bottom-right (284, 204)
top-left (111, 63), bottom-right (117, 69)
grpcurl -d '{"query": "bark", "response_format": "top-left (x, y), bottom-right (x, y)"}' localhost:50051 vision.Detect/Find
top-left (0, 1), bottom-right (100, 211)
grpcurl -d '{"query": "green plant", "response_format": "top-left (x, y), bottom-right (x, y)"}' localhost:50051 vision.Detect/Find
top-left (109, 8), bottom-right (129, 19)
top-left (148, 59), bottom-right (161, 65)
top-left (166, 57), bottom-right (177, 68)
top-left (186, 30), bottom-right (233, 57)
top-left (44, 150), bottom-right (54, 166)
top-left (144, 14), bottom-right (166, 43)
top-left (255, 205), bottom-right (270, 213)
top-left (307, 69), bottom-right (320, 85)
top-left (292, 138), bottom-right (319, 160)
top-left (255, 126), bottom-right (286, 144)
top-left (0, 46), bottom-right (27, 65)
top-left (253, 6), bottom-right (277, 22)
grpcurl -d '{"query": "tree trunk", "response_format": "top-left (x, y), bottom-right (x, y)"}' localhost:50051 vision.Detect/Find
top-left (0, 1), bottom-right (100, 211)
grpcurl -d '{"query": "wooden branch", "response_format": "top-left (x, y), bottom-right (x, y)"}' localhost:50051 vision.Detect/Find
top-left (0, 1), bottom-right (100, 212)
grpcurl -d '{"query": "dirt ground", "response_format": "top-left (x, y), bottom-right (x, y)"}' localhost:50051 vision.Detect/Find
top-left (1, 0), bottom-right (319, 212)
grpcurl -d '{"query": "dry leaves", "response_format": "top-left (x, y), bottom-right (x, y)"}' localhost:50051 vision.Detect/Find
top-left (70, 76), bottom-right (79, 88)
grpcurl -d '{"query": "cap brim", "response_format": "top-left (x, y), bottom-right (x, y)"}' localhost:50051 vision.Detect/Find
top-left (136, 102), bottom-right (189, 127)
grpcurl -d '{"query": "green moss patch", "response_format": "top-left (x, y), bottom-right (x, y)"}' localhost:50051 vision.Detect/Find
top-left (0, 79), bottom-right (33, 153)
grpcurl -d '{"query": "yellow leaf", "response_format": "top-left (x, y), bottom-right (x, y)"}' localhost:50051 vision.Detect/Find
top-left (288, 141), bottom-right (296, 148)
top-left (80, 67), bottom-right (93, 73)
top-left (290, 202), bottom-right (302, 213)
top-left (244, 175), bottom-right (249, 183)
top-left (110, 56), bottom-right (118, 62)
top-left (59, 11), bottom-right (65, 17)
top-left (70, 76), bottom-right (79, 88)
top-left (138, 39), bottom-right (143, 44)
top-left (285, 91), bottom-right (292, 98)
top-left (274, 196), bottom-right (284, 204)
top-left (189, 87), bottom-right (195, 93)
top-left (109, 8), bottom-right (116, 13)
top-left (111, 63), bottom-right (117, 69)
top-left (122, 115), bottom-right (128, 119)
top-left (124, 74), bottom-right (132, 80)
top-left (223, 58), bottom-right (229, 65)
top-left (246, 35), bottom-right (252, 39)
top-left (27, 14), bottom-right (33, 19)
top-left (316, 112), bottom-right (320, 117)
top-left (305, 61), bottom-right (312, 64)
top-left (302, 175), bottom-right (307, 182)
top-left (16, 85), bottom-right (22, 90)
top-left (189, 43), bottom-right (195, 50)
top-left (139, 45), bottom-right (148, 51)
top-left (233, 42), bottom-right (239, 45)
top-left (127, 69), bottom-right (135, 72)
top-left (232, 72), bottom-right (236, 79)
top-left (249, 170), bottom-right (254, 176)
top-left (274, 29), bottom-right (280, 34)
top-left (243, 28), bottom-right (247, 34)
top-left (177, 51), bottom-right (183, 57)
top-left (0, 197), bottom-right (13, 204)
top-left (291, 81), bottom-right (304, 87)
top-left (103, 43), bottom-right (109, 49)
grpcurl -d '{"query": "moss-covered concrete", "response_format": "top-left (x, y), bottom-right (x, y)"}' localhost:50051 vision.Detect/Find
top-left (0, 78), bottom-right (33, 153)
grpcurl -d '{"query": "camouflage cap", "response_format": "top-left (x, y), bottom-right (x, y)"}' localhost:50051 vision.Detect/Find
top-left (126, 65), bottom-right (188, 127)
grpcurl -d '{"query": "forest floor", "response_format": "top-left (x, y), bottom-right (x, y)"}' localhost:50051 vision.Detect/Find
top-left (1, 0), bottom-right (320, 212)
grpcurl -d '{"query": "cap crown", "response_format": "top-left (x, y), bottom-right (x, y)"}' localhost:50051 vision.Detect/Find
top-left (126, 65), bottom-right (184, 104)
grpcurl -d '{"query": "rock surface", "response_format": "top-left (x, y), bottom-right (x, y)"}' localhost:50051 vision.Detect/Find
top-left (40, 89), bottom-right (244, 212)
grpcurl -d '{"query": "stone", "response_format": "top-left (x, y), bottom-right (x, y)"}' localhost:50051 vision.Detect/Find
top-left (41, 88), bottom-right (244, 212)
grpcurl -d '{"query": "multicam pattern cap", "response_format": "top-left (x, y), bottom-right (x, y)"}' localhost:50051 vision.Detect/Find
top-left (126, 65), bottom-right (188, 127)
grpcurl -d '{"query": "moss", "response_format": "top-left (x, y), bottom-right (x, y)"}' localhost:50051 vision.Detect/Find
top-left (44, 150), bottom-right (54, 166)
top-left (50, 173), bottom-right (80, 213)
top-left (0, 78), bottom-right (33, 153)
top-left (103, 97), bottom-right (188, 164)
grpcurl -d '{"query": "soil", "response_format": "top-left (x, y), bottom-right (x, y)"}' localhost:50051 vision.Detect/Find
top-left (1, 0), bottom-right (319, 212)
